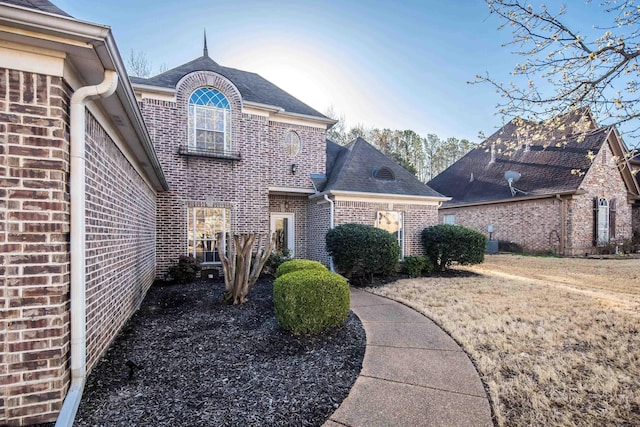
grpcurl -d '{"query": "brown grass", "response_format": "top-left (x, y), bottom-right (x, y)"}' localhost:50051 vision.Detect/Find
top-left (370, 255), bottom-right (640, 426)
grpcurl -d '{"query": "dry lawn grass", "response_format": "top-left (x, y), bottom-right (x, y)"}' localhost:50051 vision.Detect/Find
top-left (370, 255), bottom-right (640, 426)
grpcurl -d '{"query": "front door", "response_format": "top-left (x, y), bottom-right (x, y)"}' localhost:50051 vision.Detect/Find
top-left (270, 213), bottom-right (295, 257)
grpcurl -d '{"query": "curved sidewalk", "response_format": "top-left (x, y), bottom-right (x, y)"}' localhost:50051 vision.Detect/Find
top-left (324, 288), bottom-right (493, 427)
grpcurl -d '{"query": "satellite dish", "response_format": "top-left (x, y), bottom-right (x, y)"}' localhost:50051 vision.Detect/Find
top-left (504, 171), bottom-right (521, 183)
top-left (504, 170), bottom-right (527, 197)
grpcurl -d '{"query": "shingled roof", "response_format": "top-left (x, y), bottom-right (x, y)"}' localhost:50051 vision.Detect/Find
top-left (131, 54), bottom-right (328, 119)
top-left (1, 0), bottom-right (71, 16)
top-left (322, 138), bottom-right (445, 198)
top-left (428, 111), bottom-right (615, 206)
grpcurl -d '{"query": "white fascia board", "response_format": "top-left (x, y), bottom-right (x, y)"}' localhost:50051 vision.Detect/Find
top-left (311, 190), bottom-right (450, 205)
top-left (438, 190), bottom-right (584, 209)
top-left (243, 100), bottom-right (336, 129)
top-left (0, 39), bottom-right (66, 76)
top-left (268, 186), bottom-right (316, 195)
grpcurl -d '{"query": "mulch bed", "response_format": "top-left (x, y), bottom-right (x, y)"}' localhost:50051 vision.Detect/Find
top-left (44, 277), bottom-right (366, 426)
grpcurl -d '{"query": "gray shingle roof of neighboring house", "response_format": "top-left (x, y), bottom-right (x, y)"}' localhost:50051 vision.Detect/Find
top-left (322, 138), bottom-right (446, 198)
top-left (1, 0), bottom-right (71, 16)
top-left (131, 55), bottom-right (328, 120)
top-left (428, 112), bottom-right (613, 206)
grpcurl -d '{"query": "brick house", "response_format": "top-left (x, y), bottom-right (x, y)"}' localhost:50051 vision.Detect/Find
top-left (0, 1), bottom-right (168, 425)
top-left (131, 48), bottom-right (447, 277)
top-left (1, 1), bottom-right (446, 425)
top-left (428, 109), bottom-right (640, 255)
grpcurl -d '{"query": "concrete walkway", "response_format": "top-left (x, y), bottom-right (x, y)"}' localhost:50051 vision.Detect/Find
top-left (324, 288), bottom-right (494, 427)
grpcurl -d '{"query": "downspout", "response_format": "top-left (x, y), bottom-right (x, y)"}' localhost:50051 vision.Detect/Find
top-left (323, 194), bottom-right (335, 272)
top-left (56, 70), bottom-right (118, 427)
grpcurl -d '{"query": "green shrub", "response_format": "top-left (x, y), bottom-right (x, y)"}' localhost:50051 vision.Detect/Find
top-left (273, 270), bottom-right (350, 335)
top-left (275, 259), bottom-right (328, 278)
top-left (402, 255), bottom-right (432, 277)
top-left (421, 224), bottom-right (486, 272)
top-left (263, 248), bottom-right (292, 276)
top-left (168, 255), bottom-right (201, 283)
top-left (325, 223), bottom-right (400, 282)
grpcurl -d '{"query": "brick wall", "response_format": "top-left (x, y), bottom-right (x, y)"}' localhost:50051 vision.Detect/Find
top-left (268, 195), bottom-right (309, 259)
top-left (138, 70), bottom-right (325, 276)
top-left (83, 112), bottom-right (156, 372)
top-left (307, 199), bottom-right (331, 266)
top-left (437, 137), bottom-right (634, 255)
top-left (334, 200), bottom-right (439, 257)
top-left (1, 69), bottom-right (71, 426)
top-left (439, 198), bottom-right (563, 253)
top-left (1, 68), bottom-right (158, 425)
top-left (566, 139), bottom-right (633, 254)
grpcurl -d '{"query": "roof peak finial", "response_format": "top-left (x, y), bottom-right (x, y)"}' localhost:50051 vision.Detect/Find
top-left (203, 29), bottom-right (209, 57)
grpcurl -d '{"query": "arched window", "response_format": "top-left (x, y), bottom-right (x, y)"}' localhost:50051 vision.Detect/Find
top-left (188, 88), bottom-right (231, 154)
top-left (284, 130), bottom-right (301, 157)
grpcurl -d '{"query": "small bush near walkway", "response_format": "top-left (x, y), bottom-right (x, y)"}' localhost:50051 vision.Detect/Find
top-left (326, 223), bottom-right (400, 283)
top-left (421, 224), bottom-right (486, 272)
top-left (273, 269), bottom-right (350, 335)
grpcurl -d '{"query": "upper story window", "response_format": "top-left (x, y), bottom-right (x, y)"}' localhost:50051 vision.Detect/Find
top-left (284, 130), bottom-right (301, 157)
top-left (187, 88), bottom-right (232, 157)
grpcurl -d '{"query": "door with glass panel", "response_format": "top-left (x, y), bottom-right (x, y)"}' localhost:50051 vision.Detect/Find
top-left (270, 213), bottom-right (295, 257)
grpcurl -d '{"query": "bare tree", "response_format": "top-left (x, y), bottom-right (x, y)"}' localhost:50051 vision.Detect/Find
top-left (476, 1), bottom-right (640, 140)
top-left (216, 233), bottom-right (274, 305)
top-left (126, 50), bottom-right (152, 78)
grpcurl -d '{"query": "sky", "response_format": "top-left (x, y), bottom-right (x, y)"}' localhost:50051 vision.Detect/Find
top-left (53, 0), bottom-right (638, 148)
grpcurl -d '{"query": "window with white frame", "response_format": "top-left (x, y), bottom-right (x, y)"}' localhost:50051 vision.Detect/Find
top-left (597, 197), bottom-right (609, 245)
top-left (376, 211), bottom-right (404, 258)
top-left (443, 214), bottom-right (456, 225)
top-left (187, 207), bottom-right (231, 263)
top-left (188, 88), bottom-right (231, 154)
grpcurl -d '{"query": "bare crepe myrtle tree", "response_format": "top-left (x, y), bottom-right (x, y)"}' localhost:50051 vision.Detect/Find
top-left (216, 233), bottom-right (275, 305)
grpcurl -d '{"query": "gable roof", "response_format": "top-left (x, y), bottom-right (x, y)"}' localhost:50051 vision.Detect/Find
top-left (321, 138), bottom-right (446, 199)
top-left (131, 55), bottom-right (328, 120)
top-left (1, 0), bottom-right (70, 16)
top-left (428, 110), bottom-right (631, 206)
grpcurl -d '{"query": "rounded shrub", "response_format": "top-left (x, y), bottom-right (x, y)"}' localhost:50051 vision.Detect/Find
top-left (421, 224), bottom-right (486, 272)
top-left (275, 259), bottom-right (328, 278)
top-left (325, 223), bottom-right (400, 282)
top-left (167, 255), bottom-right (201, 284)
top-left (402, 255), bottom-right (433, 277)
top-left (273, 269), bottom-right (350, 335)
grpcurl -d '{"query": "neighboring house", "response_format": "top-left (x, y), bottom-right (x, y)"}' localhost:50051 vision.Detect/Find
top-left (428, 109), bottom-right (640, 255)
top-left (0, 1), bottom-right (168, 425)
top-left (1, 1), bottom-right (445, 425)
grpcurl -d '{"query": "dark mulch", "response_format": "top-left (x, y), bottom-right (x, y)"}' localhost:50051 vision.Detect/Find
top-left (47, 278), bottom-right (366, 427)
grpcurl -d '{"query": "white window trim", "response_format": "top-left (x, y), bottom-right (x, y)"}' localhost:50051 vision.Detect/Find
top-left (376, 211), bottom-right (404, 259)
top-left (597, 197), bottom-right (609, 246)
top-left (188, 207), bottom-right (230, 264)
top-left (443, 214), bottom-right (456, 225)
top-left (270, 213), bottom-right (295, 257)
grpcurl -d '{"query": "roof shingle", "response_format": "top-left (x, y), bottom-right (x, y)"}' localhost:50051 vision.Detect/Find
top-left (324, 138), bottom-right (445, 198)
top-left (131, 55), bottom-right (328, 119)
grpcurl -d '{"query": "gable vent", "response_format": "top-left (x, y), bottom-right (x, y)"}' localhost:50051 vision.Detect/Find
top-left (372, 166), bottom-right (395, 181)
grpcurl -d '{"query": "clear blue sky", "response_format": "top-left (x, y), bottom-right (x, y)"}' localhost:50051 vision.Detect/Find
top-left (54, 0), bottom-right (636, 147)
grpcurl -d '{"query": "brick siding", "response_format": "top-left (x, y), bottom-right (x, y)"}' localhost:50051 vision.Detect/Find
top-left (138, 71), bottom-right (325, 276)
top-left (1, 69), bottom-right (71, 426)
top-left (1, 68), bottom-right (157, 425)
top-left (334, 200), bottom-right (439, 257)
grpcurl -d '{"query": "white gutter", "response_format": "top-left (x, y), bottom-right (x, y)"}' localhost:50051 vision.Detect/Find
top-left (55, 70), bottom-right (119, 427)
top-left (323, 194), bottom-right (335, 273)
